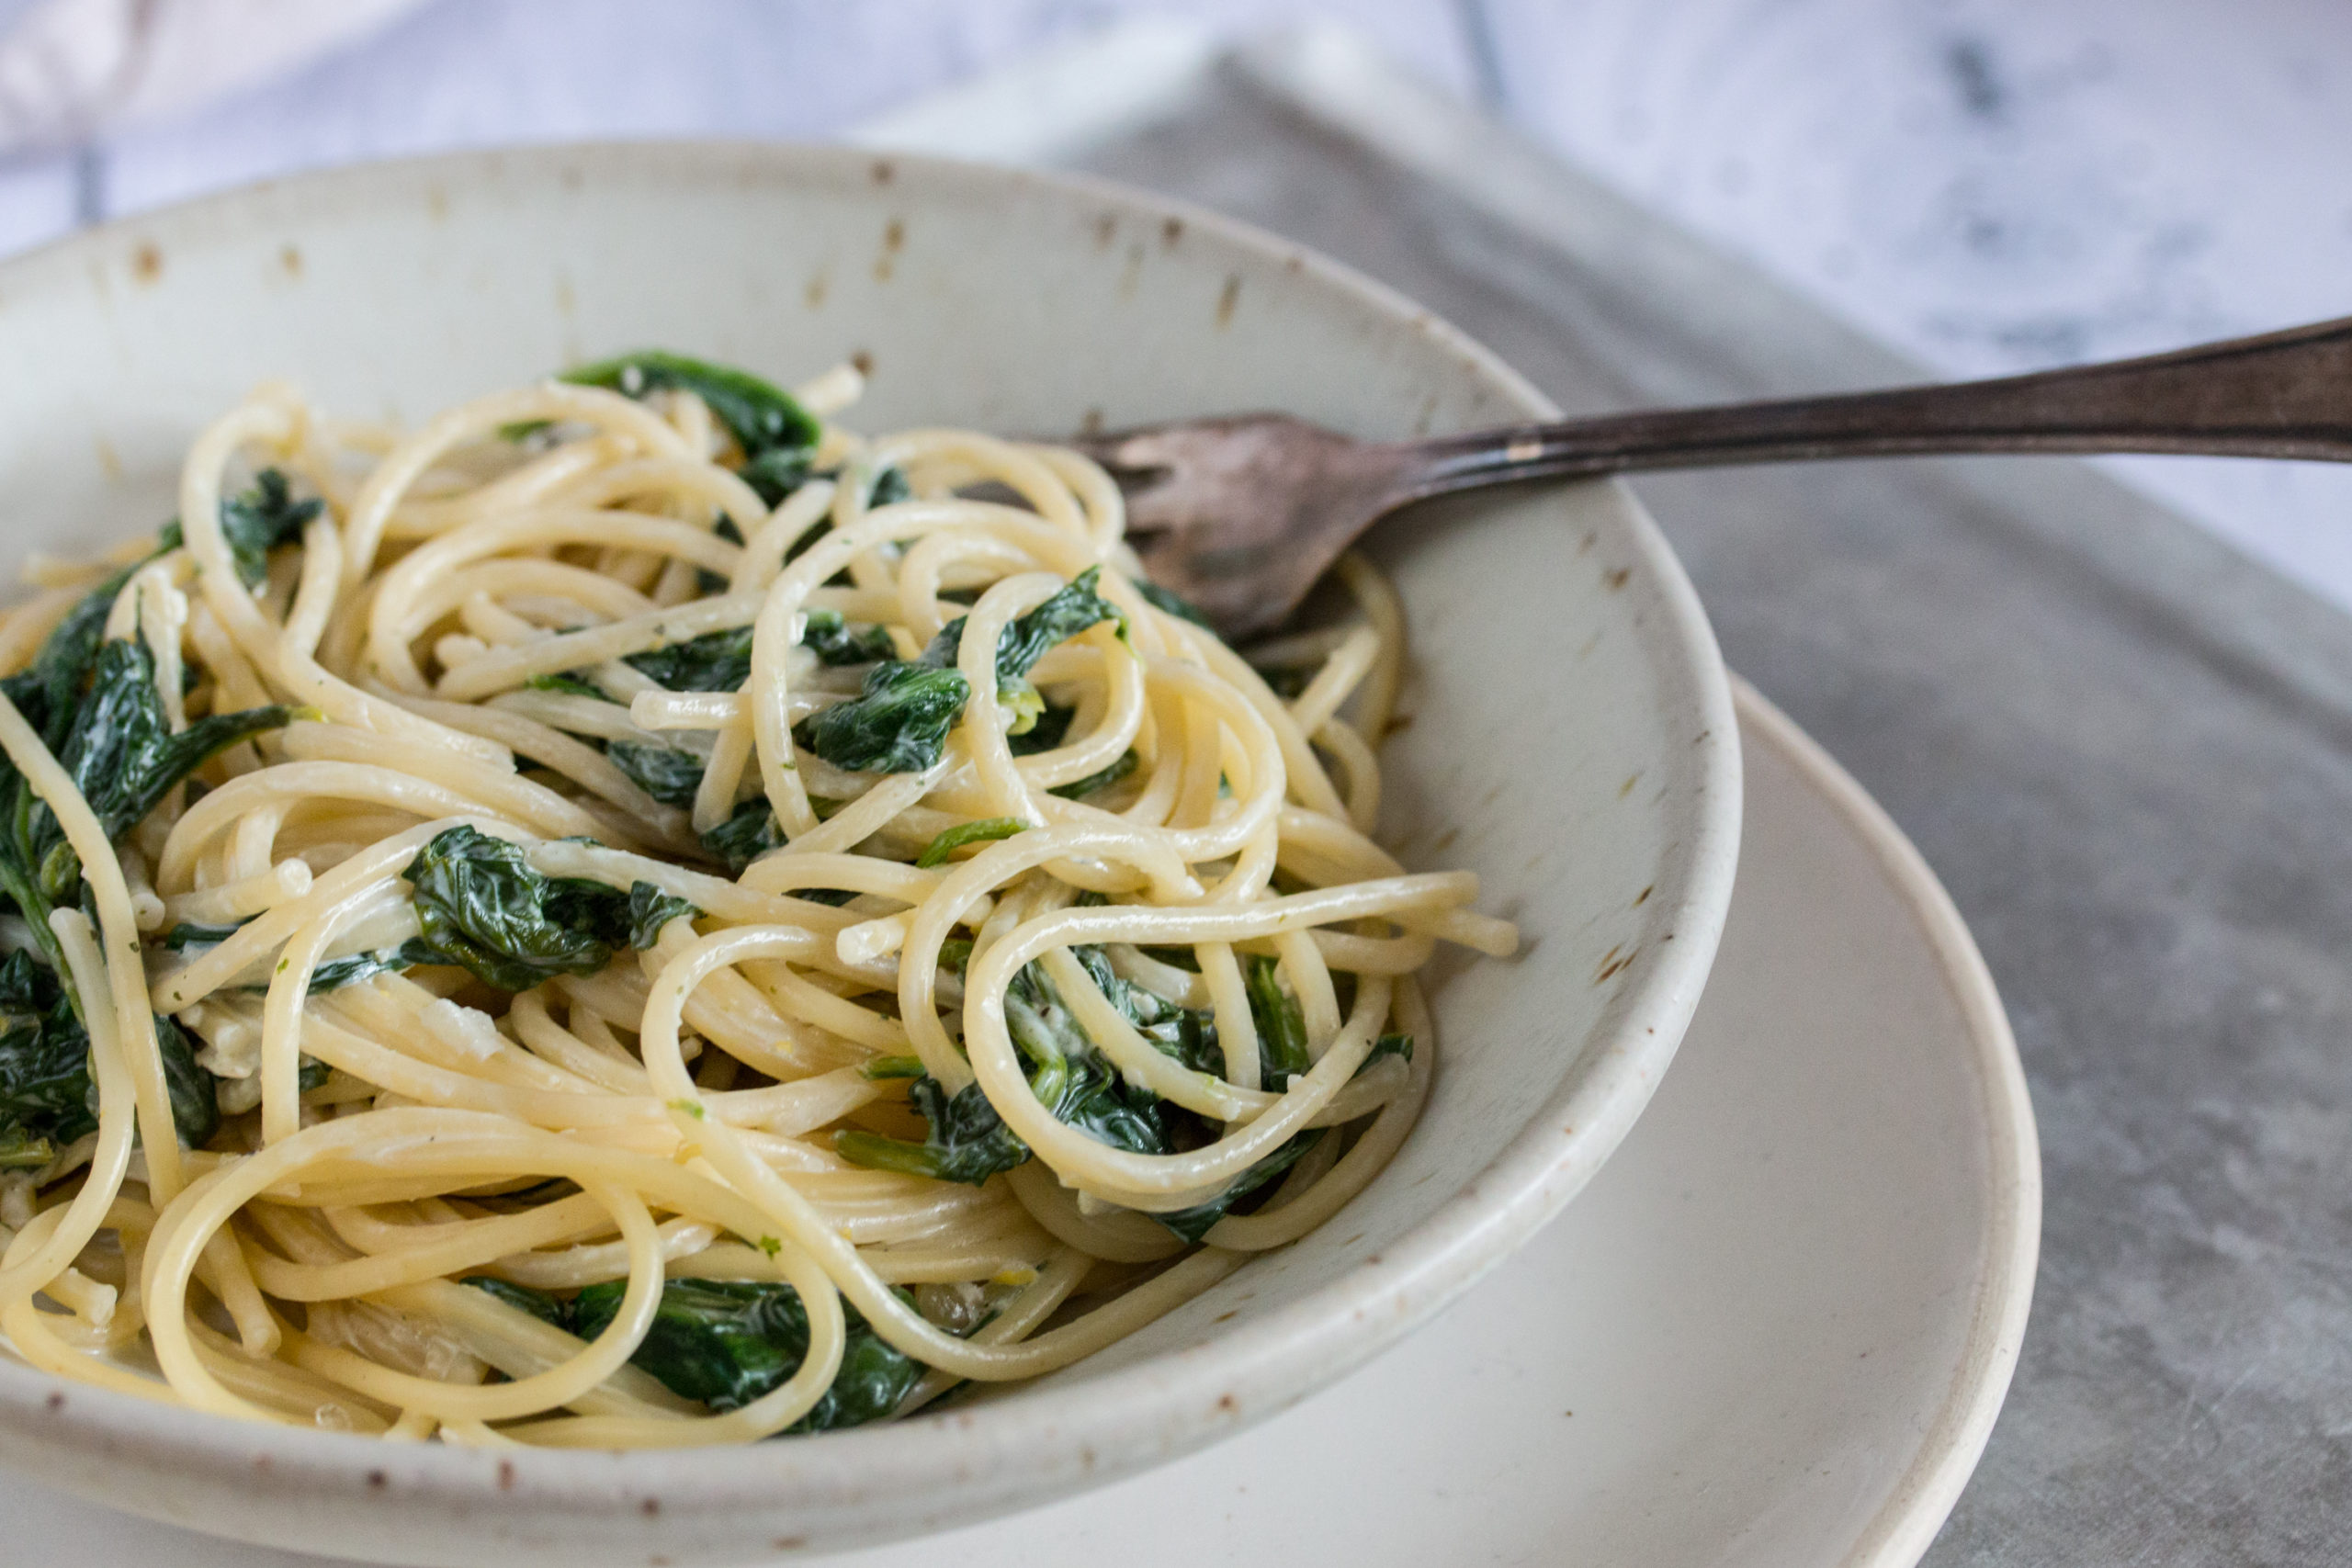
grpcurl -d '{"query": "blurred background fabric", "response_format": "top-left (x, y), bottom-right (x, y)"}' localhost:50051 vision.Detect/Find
top-left (0, 0), bottom-right (2346, 610)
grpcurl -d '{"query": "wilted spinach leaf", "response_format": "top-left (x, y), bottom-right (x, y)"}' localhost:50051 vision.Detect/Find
top-left (1048, 748), bottom-right (1138, 801)
top-left (793, 661), bottom-right (970, 774)
top-left (914, 817), bottom-right (1025, 869)
top-left (623, 626), bottom-right (755, 694)
top-left (1135, 579), bottom-right (1213, 628)
top-left (54, 637), bottom-right (300, 841)
top-left (627, 881), bottom-right (698, 947)
top-left (563, 352), bottom-right (821, 507)
top-left (606, 740), bottom-right (706, 808)
top-left (800, 609), bottom-right (896, 667)
top-left (215, 469), bottom-right (322, 589)
top-left (1245, 953), bottom-right (1312, 1089)
top-left (153, 1011), bottom-right (219, 1149)
top-left (794, 568), bottom-right (1119, 775)
top-left (836, 1074), bottom-right (1032, 1186)
top-left (0, 950), bottom-right (216, 1163)
top-left (1151, 1131), bottom-right (1323, 1243)
top-left (525, 671), bottom-right (606, 700)
top-left (401, 825), bottom-right (693, 992)
top-left (699, 799), bottom-right (785, 873)
top-left (0, 950), bottom-right (95, 1168)
top-left (571, 1276), bottom-right (922, 1430)
top-left (839, 952), bottom-right (1172, 1186)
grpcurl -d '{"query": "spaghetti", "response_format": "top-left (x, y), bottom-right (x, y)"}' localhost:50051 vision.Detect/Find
top-left (0, 354), bottom-right (1515, 1445)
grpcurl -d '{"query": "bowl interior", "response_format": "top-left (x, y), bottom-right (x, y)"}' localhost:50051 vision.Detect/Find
top-left (0, 144), bottom-right (1738, 1561)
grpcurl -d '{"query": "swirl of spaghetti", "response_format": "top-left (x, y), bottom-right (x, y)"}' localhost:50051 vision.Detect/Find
top-left (0, 357), bottom-right (1516, 1446)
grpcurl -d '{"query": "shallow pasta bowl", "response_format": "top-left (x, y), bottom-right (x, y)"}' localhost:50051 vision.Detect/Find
top-left (0, 143), bottom-right (1740, 1563)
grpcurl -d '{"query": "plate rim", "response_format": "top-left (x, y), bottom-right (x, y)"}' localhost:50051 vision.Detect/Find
top-left (0, 137), bottom-right (1746, 1558)
top-left (1727, 677), bottom-right (2041, 1568)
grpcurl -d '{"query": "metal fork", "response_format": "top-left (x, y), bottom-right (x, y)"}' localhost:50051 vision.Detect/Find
top-left (1067, 314), bottom-right (2352, 640)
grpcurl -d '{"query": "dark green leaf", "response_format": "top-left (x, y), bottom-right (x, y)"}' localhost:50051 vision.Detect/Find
top-left (302, 937), bottom-right (443, 994)
top-left (626, 881), bottom-right (697, 947)
top-left (1250, 660), bottom-right (1317, 701)
top-left (525, 671), bottom-right (607, 700)
top-left (990, 568), bottom-right (1123, 682)
top-left (793, 662), bottom-right (969, 774)
top-left (153, 1012), bottom-right (219, 1148)
top-left (866, 465), bottom-right (911, 508)
top-left (1005, 701), bottom-right (1074, 757)
top-left (1048, 748), bottom-right (1139, 800)
top-left (738, 449), bottom-right (810, 507)
top-left (571, 1277), bottom-right (922, 1429)
top-left (624, 626), bottom-right (754, 694)
top-left (2, 568), bottom-right (132, 750)
top-left (790, 570), bottom-right (1119, 777)
top-left (842, 949), bottom-right (1216, 1186)
top-left (915, 817), bottom-right (1025, 869)
top-left (1135, 579), bottom-right (1213, 628)
top-left (1246, 954), bottom-right (1312, 1089)
top-left (563, 352), bottom-right (820, 459)
top-left (0, 950), bottom-right (95, 1156)
top-left (699, 799), bottom-right (784, 873)
top-left (837, 1074), bottom-right (1032, 1186)
top-left (401, 825), bottom-right (670, 993)
top-left (55, 638), bottom-right (300, 843)
top-left (216, 469), bottom-right (322, 590)
top-left (922, 567), bottom-right (1121, 688)
top-left (1150, 1131), bottom-right (1323, 1244)
top-left (800, 609), bottom-right (897, 667)
top-left (158, 920), bottom-right (243, 951)
top-left (606, 741), bottom-right (706, 808)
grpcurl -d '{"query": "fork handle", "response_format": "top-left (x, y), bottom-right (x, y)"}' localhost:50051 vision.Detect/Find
top-left (1397, 315), bottom-right (2352, 495)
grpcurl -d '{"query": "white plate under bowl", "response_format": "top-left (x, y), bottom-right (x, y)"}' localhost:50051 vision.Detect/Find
top-left (0, 681), bottom-right (2034, 1567)
top-left (0, 144), bottom-right (1740, 1562)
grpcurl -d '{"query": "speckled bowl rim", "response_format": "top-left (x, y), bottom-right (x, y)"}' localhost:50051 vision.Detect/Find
top-left (0, 141), bottom-right (1742, 1557)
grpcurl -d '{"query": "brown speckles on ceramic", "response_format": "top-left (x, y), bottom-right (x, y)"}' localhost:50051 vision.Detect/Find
top-left (873, 219), bottom-right (904, 283)
top-left (1215, 273), bottom-right (1241, 329)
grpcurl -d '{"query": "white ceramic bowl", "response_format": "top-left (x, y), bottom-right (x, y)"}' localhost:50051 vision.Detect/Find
top-left (0, 144), bottom-right (1740, 1564)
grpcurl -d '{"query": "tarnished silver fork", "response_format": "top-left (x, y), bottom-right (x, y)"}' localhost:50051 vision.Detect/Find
top-left (1066, 314), bottom-right (2352, 640)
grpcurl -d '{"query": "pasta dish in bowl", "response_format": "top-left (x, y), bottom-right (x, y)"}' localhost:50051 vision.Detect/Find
top-left (0, 143), bottom-right (1736, 1563)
